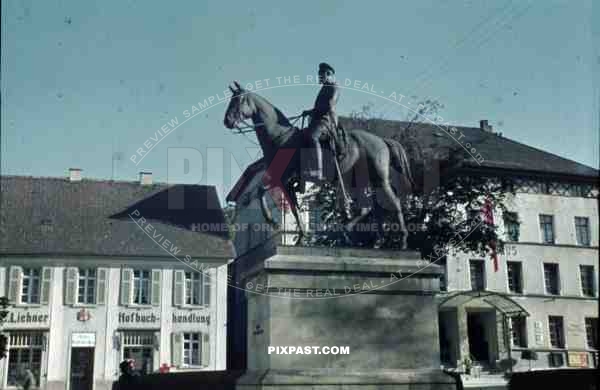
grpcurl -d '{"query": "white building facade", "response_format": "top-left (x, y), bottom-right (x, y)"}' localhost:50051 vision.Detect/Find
top-left (440, 177), bottom-right (598, 372)
top-left (0, 173), bottom-right (233, 390)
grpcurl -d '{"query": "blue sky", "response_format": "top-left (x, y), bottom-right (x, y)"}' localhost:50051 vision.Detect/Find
top-left (2, 0), bottom-right (598, 202)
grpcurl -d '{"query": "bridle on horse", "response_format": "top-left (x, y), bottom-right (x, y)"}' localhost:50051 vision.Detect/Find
top-left (228, 90), bottom-right (306, 134)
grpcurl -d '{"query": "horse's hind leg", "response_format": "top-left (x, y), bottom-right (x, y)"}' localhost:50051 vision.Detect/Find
top-left (378, 179), bottom-right (408, 249)
top-left (369, 145), bottom-right (408, 249)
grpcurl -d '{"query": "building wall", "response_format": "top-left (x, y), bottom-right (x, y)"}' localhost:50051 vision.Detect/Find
top-left (447, 244), bottom-right (598, 298)
top-left (444, 191), bottom-right (599, 370)
top-left (506, 193), bottom-right (598, 246)
top-left (0, 257), bottom-right (228, 390)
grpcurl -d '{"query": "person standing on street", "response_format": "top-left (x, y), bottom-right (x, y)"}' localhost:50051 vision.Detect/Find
top-left (112, 359), bottom-right (141, 390)
top-left (18, 365), bottom-right (35, 390)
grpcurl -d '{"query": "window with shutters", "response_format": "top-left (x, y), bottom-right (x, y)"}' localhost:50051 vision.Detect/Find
top-left (575, 217), bottom-right (590, 246)
top-left (185, 272), bottom-right (202, 306)
top-left (78, 269), bottom-right (96, 304)
top-left (539, 214), bottom-right (555, 244)
top-left (507, 262), bottom-right (523, 294)
top-left (510, 316), bottom-right (527, 348)
top-left (185, 272), bottom-right (211, 306)
top-left (548, 316), bottom-right (565, 348)
top-left (182, 332), bottom-right (209, 367)
top-left (65, 268), bottom-right (107, 306)
top-left (174, 270), bottom-right (211, 307)
top-left (544, 263), bottom-right (560, 295)
top-left (469, 260), bottom-right (485, 291)
top-left (21, 268), bottom-right (41, 304)
top-left (580, 265), bottom-right (596, 297)
top-left (122, 269), bottom-right (160, 306)
top-left (133, 270), bottom-right (151, 305)
top-left (7, 331), bottom-right (44, 387)
top-left (503, 212), bottom-right (520, 242)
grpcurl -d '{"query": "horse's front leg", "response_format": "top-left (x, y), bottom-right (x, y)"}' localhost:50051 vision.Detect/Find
top-left (259, 185), bottom-right (279, 229)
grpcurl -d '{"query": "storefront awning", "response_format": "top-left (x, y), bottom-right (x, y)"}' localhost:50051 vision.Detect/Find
top-left (438, 290), bottom-right (529, 317)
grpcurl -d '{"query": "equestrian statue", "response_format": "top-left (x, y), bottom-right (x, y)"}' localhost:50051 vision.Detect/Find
top-left (223, 63), bottom-right (414, 249)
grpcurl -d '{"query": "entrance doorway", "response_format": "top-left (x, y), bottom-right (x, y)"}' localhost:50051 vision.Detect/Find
top-left (438, 291), bottom-right (530, 371)
top-left (467, 311), bottom-right (496, 364)
top-left (69, 348), bottom-right (94, 390)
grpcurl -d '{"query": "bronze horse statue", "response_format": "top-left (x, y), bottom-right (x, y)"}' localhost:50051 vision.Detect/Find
top-left (224, 81), bottom-right (414, 249)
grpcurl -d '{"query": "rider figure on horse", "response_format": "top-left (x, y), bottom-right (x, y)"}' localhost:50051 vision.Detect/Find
top-left (302, 62), bottom-right (340, 183)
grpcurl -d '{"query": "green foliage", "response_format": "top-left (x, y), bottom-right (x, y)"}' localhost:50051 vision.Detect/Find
top-left (309, 174), bottom-right (514, 259)
top-left (406, 175), bottom-right (513, 259)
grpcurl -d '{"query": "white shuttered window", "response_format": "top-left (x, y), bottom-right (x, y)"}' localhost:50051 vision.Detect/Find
top-left (173, 269), bottom-right (212, 307)
top-left (65, 267), bottom-right (107, 305)
top-left (172, 332), bottom-right (210, 368)
top-left (8, 267), bottom-right (51, 305)
top-left (121, 269), bottom-right (161, 306)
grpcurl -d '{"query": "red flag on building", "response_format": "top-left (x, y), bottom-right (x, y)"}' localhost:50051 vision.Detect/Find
top-left (482, 198), bottom-right (499, 272)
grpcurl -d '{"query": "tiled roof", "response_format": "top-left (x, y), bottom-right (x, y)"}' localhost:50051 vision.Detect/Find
top-left (339, 118), bottom-right (598, 179)
top-left (0, 176), bottom-right (234, 259)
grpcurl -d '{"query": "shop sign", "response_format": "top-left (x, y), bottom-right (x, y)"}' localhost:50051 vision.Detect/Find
top-left (6, 311), bottom-right (49, 324)
top-left (71, 332), bottom-right (96, 348)
top-left (567, 352), bottom-right (589, 368)
top-left (118, 312), bottom-right (159, 324)
top-left (172, 312), bottom-right (210, 325)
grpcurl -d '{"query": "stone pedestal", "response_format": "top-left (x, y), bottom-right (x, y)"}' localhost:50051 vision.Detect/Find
top-left (235, 245), bottom-right (457, 389)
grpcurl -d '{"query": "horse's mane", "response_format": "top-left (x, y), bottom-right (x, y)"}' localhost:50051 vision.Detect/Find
top-left (251, 92), bottom-right (294, 129)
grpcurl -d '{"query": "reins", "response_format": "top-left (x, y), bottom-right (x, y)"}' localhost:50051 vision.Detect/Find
top-left (232, 113), bottom-right (305, 134)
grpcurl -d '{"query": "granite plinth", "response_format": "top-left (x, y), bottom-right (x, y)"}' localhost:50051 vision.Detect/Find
top-left (234, 245), bottom-right (455, 389)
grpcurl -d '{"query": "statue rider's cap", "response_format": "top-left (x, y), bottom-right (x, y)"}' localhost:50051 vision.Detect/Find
top-left (319, 63), bottom-right (335, 74)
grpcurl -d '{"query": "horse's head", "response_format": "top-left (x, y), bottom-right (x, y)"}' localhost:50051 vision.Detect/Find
top-left (224, 81), bottom-right (254, 129)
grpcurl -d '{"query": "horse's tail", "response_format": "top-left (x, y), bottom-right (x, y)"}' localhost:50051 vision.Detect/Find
top-left (384, 138), bottom-right (414, 191)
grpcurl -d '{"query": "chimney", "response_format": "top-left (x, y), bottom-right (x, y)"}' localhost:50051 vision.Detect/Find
top-left (69, 168), bottom-right (82, 182)
top-left (480, 120), bottom-right (493, 132)
top-left (139, 171), bottom-right (153, 185)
